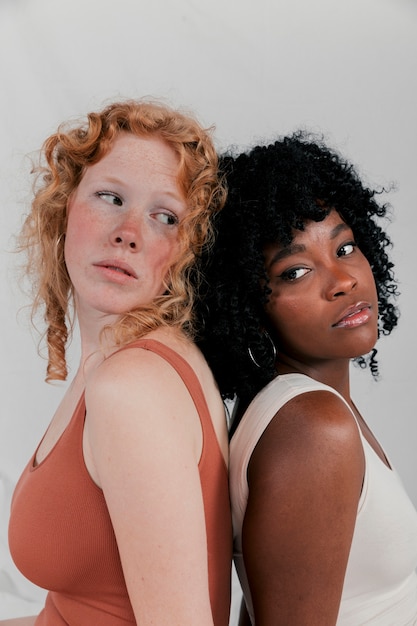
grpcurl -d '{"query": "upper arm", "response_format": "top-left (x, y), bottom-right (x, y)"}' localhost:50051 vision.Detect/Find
top-left (84, 349), bottom-right (214, 625)
top-left (243, 391), bottom-right (364, 626)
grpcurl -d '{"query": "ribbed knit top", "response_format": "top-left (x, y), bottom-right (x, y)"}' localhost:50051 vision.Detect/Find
top-left (9, 339), bottom-right (232, 625)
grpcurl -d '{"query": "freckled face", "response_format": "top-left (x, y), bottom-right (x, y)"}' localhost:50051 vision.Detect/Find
top-left (64, 133), bottom-right (187, 321)
top-left (263, 210), bottom-right (379, 374)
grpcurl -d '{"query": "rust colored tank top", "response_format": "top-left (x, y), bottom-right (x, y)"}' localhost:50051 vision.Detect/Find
top-left (9, 339), bottom-right (232, 625)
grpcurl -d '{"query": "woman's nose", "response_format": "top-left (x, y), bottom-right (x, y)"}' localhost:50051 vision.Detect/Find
top-left (325, 266), bottom-right (357, 299)
top-left (110, 218), bottom-right (141, 250)
top-left (113, 234), bottom-right (137, 249)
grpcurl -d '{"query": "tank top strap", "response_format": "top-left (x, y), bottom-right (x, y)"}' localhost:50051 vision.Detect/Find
top-left (112, 338), bottom-right (220, 464)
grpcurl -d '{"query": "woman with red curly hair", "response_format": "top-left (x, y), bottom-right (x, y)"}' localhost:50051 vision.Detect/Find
top-left (4, 99), bottom-right (231, 626)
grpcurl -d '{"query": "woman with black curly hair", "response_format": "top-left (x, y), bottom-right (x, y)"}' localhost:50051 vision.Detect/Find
top-left (197, 133), bottom-right (417, 625)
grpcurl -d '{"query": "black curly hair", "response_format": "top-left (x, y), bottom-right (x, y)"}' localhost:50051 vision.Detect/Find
top-left (195, 131), bottom-right (399, 407)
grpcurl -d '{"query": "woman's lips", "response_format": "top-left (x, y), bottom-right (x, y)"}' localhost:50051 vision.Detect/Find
top-left (94, 260), bottom-right (138, 280)
top-left (333, 302), bottom-right (372, 328)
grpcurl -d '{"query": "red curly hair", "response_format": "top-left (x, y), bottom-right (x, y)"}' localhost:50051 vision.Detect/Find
top-left (19, 99), bottom-right (226, 381)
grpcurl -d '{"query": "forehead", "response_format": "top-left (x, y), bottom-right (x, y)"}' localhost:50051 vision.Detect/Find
top-left (263, 210), bottom-right (350, 262)
top-left (99, 132), bottom-right (180, 174)
top-left (71, 133), bottom-right (187, 213)
top-left (272, 209), bottom-right (347, 244)
top-left (75, 132), bottom-right (185, 202)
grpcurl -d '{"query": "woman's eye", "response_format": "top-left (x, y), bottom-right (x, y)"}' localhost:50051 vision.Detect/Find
top-left (338, 242), bottom-right (356, 257)
top-left (96, 191), bottom-right (123, 206)
top-left (280, 267), bottom-right (310, 282)
top-left (154, 211), bottom-right (179, 226)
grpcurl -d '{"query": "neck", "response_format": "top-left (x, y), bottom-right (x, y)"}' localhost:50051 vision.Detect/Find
top-left (74, 309), bottom-right (120, 382)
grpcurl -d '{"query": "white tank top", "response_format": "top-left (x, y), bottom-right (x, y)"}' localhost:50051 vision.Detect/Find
top-left (230, 373), bottom-right (417, 624)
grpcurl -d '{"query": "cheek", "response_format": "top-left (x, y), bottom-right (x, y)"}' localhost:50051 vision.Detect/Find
top-left (67, 201), bottom-right (102, 237)
top-left (149, 240), bottom-right (180, 274)
top-left (266, 295), bottom-right (300, 336)
top-left (266, 290), bottom-right (305, 321)
top-left (370, 275), bottom-right (379, 302)
top-left (64, 210), bottom-right (99, 266)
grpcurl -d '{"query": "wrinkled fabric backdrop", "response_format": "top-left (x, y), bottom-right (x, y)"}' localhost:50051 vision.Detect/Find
top-left (0, 0), bottom-right (416, 620)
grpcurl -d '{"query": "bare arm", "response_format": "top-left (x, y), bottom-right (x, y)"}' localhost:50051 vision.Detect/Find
top-left (242, 391), bottom-right (364, 626)
top-left (84, 348), bottom-right (216, 626)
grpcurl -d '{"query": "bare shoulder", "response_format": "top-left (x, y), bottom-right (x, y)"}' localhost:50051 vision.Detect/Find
top-left (85, 337), bottom-right (198, 435)
top-left (247, 388), bottom-right (365, 503)
top-left (89, 338), bottom-right (181, 393)
top-left (87, 329), bottom-right (217, 403)
top-left (84, 329), bottom-right (228, 466)
top-left (251, 390), bottom-right (363, 474)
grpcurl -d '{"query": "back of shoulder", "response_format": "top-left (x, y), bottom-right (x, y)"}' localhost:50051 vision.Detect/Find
top-left (233, 375), bottom-right (365, 505)
top-left (231, 374), bottom-right (361, 473)
top-left (231, 375), bottom-right (328, 447)
top-left (85, 342), bottom-right (190, 420)
top-left (85, 339), bottom-right (228, 461)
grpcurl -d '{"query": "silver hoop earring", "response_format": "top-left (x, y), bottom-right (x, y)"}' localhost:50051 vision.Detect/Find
top-left (247, 330), bottom-right (277, 369)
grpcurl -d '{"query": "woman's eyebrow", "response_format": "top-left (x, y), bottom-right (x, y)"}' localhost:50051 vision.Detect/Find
top-left (267, 243), bottom-right (306, 268)
top-left (267, 223), bottom-right (351, 268)
top-left (330, 222), bottom-right (350, 239)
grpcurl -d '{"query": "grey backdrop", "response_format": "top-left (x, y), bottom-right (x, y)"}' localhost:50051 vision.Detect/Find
top-left (0, 0), bottom-right (416, 620)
